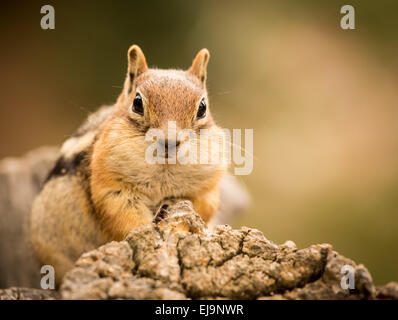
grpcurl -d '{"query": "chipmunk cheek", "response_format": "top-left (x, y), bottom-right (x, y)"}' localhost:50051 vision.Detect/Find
top-left (198, 121), bottom-right (212, 130)
top-left (127, 116), bottom-right (150, 136)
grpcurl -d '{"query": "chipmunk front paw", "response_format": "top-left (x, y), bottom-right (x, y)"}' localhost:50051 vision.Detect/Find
top-left (154, 204), bottom-right (169, 223)
top-left (153, 198), bottom-right (192, 223)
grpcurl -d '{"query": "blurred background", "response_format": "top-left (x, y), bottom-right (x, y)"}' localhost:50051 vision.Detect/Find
top-left (0, 0), bottom-right (397, 284)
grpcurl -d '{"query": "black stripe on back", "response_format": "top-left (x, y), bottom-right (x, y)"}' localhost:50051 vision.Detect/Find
top-left (45, 151), bottom-right (87, 182)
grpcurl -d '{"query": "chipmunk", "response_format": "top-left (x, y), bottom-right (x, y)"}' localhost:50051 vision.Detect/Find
top-left (30, 45), bottom-right (234, 285)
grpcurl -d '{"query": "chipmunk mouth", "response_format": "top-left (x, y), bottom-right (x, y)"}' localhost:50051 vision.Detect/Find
top-left (157, 151), bottom-right (173, 159)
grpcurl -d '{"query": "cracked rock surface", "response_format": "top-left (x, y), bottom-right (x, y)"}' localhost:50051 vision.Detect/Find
top-left (0, 287), bottom-right (58, 300)
top-left (60, 201), bottom-right (386, 300)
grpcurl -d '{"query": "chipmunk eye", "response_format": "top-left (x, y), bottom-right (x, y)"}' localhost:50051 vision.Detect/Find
top-left (131, 93), bottom-right (144, 116)
top-left (196, 99), bottom-right (206, 119)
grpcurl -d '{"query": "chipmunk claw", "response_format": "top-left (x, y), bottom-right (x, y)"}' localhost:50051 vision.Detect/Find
top-left (153, 204), bottom-right (170, 223)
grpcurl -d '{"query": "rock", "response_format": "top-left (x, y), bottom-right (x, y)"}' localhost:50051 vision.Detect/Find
top-left (60, 201), bottom-right (379, 300)
top-left (376, 282), bottom-right (398, 300)
top-left (0, 287), bottom-right (58, 300)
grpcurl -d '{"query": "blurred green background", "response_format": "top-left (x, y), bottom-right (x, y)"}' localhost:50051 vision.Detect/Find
top-left (0, 1), bottom-right (397, 284)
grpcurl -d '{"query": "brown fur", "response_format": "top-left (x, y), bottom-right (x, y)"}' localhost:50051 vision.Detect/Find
top-left (30, 45), bottom-right (227, 285)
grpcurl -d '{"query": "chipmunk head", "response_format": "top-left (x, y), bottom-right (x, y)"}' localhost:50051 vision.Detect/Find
top-left (96, 45), bottom-right (227, 196)
top-left (116, 45), bottom-right (213, 137)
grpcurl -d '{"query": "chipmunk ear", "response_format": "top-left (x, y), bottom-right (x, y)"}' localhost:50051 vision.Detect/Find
top-left (188, 48), bottom-right (210, 85)
top-left (125, 45), bottom-right (148, 95)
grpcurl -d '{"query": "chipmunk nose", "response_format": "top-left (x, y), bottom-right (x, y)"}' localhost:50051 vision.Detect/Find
top-left (164, 139), bottom-right (181, 152)
top-left (157, 139), bottom-right (181, 158)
